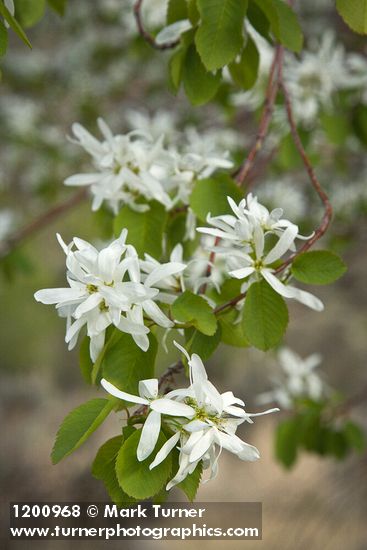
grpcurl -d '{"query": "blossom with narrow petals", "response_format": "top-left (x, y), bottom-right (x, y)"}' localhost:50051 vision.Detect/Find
top-left (101, 377), bottom-right (195, 461)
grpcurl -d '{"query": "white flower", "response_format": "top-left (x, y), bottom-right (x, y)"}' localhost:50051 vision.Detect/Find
top-left (198, 196), bottom-right (323, 311)
top-left (149, 342), bottom-right (278, 489)
top-left (34, 231), bottom-right (186, 360)
top-left (198, 194), bottom-right (305, 247)
top-left (257, 347), bottom-right (326, 409)
top-left (101, 377), bottom-right (195, 461)
top-left (227, 224), bottom-right (324, 311)
top-left (276, 32), bottom-right (367, 127)
top-left (64, 119), bottom-right (173, 213)
top-left (34, 231), bottom-right (151, 360)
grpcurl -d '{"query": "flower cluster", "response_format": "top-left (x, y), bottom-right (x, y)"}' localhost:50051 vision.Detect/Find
top-left (34, 231), bottom-right (186, 361)
top-left (102, 342), bottom-right (278, 490)
top-left (198, 194), bottom-right (324, 311)
top-left (257, 347), bottom-right (326, 409)
top-left (64, 118), bottom-right (233, 216)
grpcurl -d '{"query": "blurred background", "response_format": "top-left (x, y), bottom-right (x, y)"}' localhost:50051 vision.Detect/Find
top-left (1, 1), bottom-right (366, 548)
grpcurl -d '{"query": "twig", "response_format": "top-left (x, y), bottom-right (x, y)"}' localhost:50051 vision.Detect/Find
top-left (235, 45), bottom-right (284, 187)
top-left (133, 0), bottom-right (180, 50)
top-left (158, 360), bottom-right (184, 390)
top-left (0, 188), bottom-right (88, 260)
top-left (273, 70), bottom-right (333, 274)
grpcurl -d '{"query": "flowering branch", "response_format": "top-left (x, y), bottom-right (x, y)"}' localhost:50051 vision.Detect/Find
top-left (133, 0), bottom-right (180, 50)
top-left (0, 188), bottom-right (87, 260)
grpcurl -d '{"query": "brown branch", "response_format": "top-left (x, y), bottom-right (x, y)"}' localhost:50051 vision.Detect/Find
top-left (235, 45), bottom-right (284, 187)
top-left (0, 188), bottom-right (88, 259)
top-left (158, 360), bottom-right (184, 390)
top-left (133, 0), bottom-right (180, 51)
top-left (273, 71), bottom-right (333, 275)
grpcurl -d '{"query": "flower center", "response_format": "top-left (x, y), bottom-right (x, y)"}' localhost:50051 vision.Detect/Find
top-left (87, 284), bottom-right (98, 294)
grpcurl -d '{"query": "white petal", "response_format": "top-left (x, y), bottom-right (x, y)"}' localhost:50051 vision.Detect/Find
top-left (64, 173), bottom-right (102, 186)
top-left (184, 419), bottom-right (210, 432)
top-left (150, 398), bottom-right (195, 418)
top-left (264, 224), bottom-right (298, 265)
top-left (34, 288), bottom-right (85, 305)
top-left (90, 332), bottom-right (105, 362)
top-left (100, 379), bottom-right (148, 405)
top-left (155, 19), bottom-right (192, 45)
top-left (190, 353), bottom-right (208, 385)
top-left (142, 300), bottom-right (173, 328)
top-left (261, 271), bottom-right (324, 311)
top-left (221, 391), bottom-right (245, 407)
top-left (173, 340), bottom-right (191, 362)
top-left (149, 432), bottom-right (181, 470)
top-left (144, 262), bottom-right (186, 288)
top-left (74, 293), bottom-right (102, 318)
top-left (137, 411), bottom-right (161, 461)
top-left (253, 225), bottom-right (265, 259)
top-left (139, 379), bottom-right (158, 400)
top-left (189, 429), bottom-right (215, 462)
top-left (229, 267), bottom-right (255, 279)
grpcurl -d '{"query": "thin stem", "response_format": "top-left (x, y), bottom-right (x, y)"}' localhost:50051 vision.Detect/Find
top-left (273, 70), bottom-right (333, 274)
top-left (0, 188), bottom-right (88, 260)
top-left (235, 45), bottom-right (284, 187)
top-left (133, 0), bottom-right (180, 51)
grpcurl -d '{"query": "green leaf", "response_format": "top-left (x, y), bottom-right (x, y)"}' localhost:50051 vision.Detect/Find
top-left (0, 21), bottom-right (7, 56)
top-left (185, 325), bottom-right (222, 360)
top-left (102, 333), bottom-right (157, 395)
top-left (47, 0), bottom-right (67, 15)
top-left (169, 45), bottom-right (187, 92)
top-left (182, 44), bottom-right (221, 105)
top-left (242, 280), bottom-right (289, 351)
top-left (15, 0), bottom-right (46, 27)
top-left (291, 250), bottom-right (347, 285)
top-left (92, 436), bottom-right (137, 504)
top-left (343, 421), bottom-right (365, 452)
top-left (51, 398), bottom-right (117, 464)
top-left (325, 429), bottom-right (349, 459)
top-left (275, 418), bottom-right (300, 468)
top-left (190, 173), bottom-right (243, 222)
top-left (172, 290), bottom-right (217, 336)
top-left (79, 336), bottom-right (93, 384)
top-left (253, 0), bottom-right (303, 52)
top-left (195, 0), bottom-right (248, 71)
top-left (116, 430), bottom-right (172, 499)
top-left (0, 2), bottom-right (31, 48)
top-left (336, 0), bottom-right (367, 34)
top-left (219, 309), bottom-right (249, 347)
top-left (229, 34), bottom-right (260, 89)
top-left (114, 201), bottom-right (167, 259)
top-left (187, 0), bottom-right (200, 25)
top-left (247, 2), bottom-right (271, 40)
top-left (167, 0), bottom-right (188, 24)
